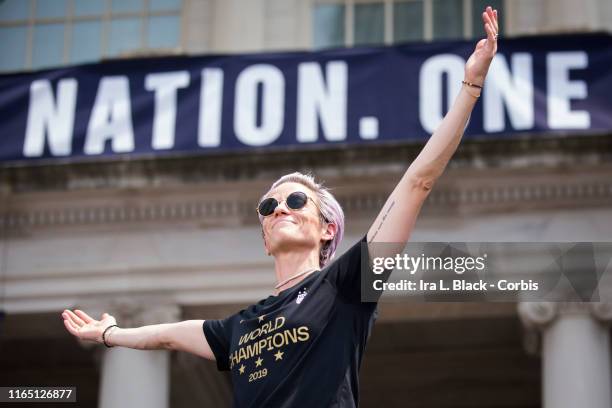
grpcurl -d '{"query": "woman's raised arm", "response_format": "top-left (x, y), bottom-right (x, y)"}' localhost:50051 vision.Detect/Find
top-left (61, 309), bottom-right (215, 360)
top-left (367, 6), bottom-right (499, 244)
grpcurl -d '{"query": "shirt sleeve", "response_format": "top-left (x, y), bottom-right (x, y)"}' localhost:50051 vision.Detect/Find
top-left (203, 317), bottom-right (234, 371)
top-left (324, 235), bottom-right (371, 303)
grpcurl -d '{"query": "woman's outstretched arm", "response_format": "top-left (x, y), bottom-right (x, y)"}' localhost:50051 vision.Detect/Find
top-left (61, 309), bottom-right (215, 360)
top-left (367, 6), bottom-right (499, 244)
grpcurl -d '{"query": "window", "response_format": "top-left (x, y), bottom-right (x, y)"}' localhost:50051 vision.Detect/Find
top-left (0, 0), bottom-right (29, 22)
top-left (36, 0), bottom-right (69, 19)
top-left (313, 4), bottom-right (345, 49)
top-left (148, 15), bottom-right (180, 49)
top-left (394, 1), bottom-right (423, 43)
top-left (108, 18), bottom-right (142, 57)
top-left (32, 23), bottom-right (65, 69)
top-left (313, 0), bottom-right (504, 49)
top-left (0, 26), bottom-right (27, 71)
top-left (432, 0), bottom-right (463, 40)
top-left (70, 21), bottom-right (102, 64)
top-left (0, 0), bottom-right (183, 73)
top-left (354, 3), bottom-right (384, 46)
top-left (73, 0), bottom-right (105, 17)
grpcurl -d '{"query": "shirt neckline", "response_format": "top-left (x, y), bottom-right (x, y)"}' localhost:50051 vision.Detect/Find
top-left (268, 270), bottom-right (321, 299)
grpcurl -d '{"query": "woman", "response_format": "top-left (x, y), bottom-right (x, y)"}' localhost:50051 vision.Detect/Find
top-left (62, 7), bottom-right (499, 407)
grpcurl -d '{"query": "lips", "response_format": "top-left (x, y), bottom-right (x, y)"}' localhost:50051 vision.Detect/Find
top-left (273, 218), bottom-right (296, 228)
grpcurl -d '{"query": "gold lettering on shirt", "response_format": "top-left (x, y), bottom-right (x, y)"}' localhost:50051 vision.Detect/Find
top-left (230, 324), bottom-right (311, 368)
top-left (297, 326), bottom-right (310, 342)
top-left (238, 316), bottom-right (286, 345)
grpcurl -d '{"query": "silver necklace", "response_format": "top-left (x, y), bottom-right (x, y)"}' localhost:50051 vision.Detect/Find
top-left (275, 268), bottom-right (317, 289)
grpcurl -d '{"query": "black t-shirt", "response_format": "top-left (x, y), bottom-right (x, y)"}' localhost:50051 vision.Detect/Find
top-left (203, 235), bottom-right (377, 407)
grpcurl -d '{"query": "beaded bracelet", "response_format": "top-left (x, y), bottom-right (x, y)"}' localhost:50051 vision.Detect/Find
top-left (461, 80), bottom-right (482, 98)
top-left (462, 80), bottom-right (483, 89)
top-left (102, 324), bottom-right (119, 348)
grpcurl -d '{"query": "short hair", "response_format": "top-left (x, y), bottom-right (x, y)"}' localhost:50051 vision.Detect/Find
top-left (258, 172), bottom-right (345, 268)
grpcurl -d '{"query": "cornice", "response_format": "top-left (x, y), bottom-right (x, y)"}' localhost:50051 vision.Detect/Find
top-left (1, 135), bottom-right (611, 232)
top-left (0, 177), bottom-right (610, 232)
top-left (0, 174), bottom-right (612, 232)
top-left (1, 134), bottom-right (610, 193)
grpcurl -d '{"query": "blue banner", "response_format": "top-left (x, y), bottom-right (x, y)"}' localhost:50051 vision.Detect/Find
top-left (1, 33), bottom-right (611, 163)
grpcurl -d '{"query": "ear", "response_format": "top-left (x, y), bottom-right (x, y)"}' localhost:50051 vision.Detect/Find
top-left (321, 222), bottom-right (337, 243)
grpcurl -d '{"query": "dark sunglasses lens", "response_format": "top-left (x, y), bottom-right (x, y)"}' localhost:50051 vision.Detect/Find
top-left (286, 192), bottom-right (308, 210)
top-left (258, 198), bottom-right (278, 216)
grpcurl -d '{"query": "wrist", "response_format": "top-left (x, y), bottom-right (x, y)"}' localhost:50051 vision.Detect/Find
top-left (463, 74), bottom-right (484, 86)
top-left (461, 80), bottom-right (482, 98)
top-left (102, 324), bottom-right (119, 347)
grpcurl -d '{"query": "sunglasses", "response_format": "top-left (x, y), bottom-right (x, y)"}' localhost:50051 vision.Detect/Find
top-left (257, 191), bottom-right (324, 218)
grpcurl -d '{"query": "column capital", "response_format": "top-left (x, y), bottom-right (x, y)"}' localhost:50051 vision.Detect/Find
top-left (518, 302), bottom-right (558, 329)
top-left (590, 302), bottom-right (612, 323)
top-left (517, 302), bottom-right (612, 355)
top-left (519, 302), bottom-right (612, 329)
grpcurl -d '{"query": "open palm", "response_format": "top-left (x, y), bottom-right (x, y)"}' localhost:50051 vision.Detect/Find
top-left (465, 6), bottom-right (499, 86)
top-left (62, 309), bottom-right (117, 344)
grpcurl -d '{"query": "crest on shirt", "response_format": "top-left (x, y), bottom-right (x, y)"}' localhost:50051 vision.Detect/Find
top-left (296, 288), bottom-right (308, 304)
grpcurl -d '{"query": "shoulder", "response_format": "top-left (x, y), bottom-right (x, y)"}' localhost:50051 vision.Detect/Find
top-left (324, 235), bottom-right (369, 271)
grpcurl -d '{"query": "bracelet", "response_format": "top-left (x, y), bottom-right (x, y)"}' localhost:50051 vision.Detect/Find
top-left (462, 80), bottom-right (483, 89)
top-left (102, 324), bottom-right (118, 348)
top-left (462, 80), bottom-right (482, 98)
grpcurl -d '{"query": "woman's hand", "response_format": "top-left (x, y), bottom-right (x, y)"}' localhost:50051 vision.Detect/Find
top-left (464, 6), bottom-right (499, 86)
top-left (62, 309), bottom-right (117, 344)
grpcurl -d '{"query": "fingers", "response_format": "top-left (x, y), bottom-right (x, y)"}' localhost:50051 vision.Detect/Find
top-left (493, 9), bottom-right (498, 31)
top-left (74, 309), bottom-right (94, 324)
top-left (482, 12), bottom-right (494, 34)
top-left (486, 6), bottom-right (498, 33)
top-left (63, 309), bottom-right (86, 327)
top-left (484, 22), bottom-right (496, 43)
top-left (481, 8), bottom-right (498, 51)
top-left (63, 316), bottom-right (80, 336)
top-left (485, 6), bottom-right (498, 35)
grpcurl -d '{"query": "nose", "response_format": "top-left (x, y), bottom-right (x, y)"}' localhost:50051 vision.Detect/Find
top-left (273, 200), bottom-right (291, 216)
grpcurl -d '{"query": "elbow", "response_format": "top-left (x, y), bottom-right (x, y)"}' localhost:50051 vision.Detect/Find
top-left (407, 171), bottom-right (437, 193)
top-left (156, 325), bottom-right (175, 351)
top-left (157, 337), bottom-right (173, 351)
top-left (414, 176), bottom-right (436, 192)
top-left (158, 335), bottom-right (175, 351)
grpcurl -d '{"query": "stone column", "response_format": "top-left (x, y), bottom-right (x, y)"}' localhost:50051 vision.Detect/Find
top-left (518, 302), bottom-right (612, 408)
top-left (78, 300), bottom-right (180, 408)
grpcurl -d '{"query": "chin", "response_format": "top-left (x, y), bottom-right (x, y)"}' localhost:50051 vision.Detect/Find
top-left (270, 231), bottom-right (314, 251)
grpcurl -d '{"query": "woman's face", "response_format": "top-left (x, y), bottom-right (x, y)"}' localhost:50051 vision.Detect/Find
top-left (260, 182), bottom-right (332, 257)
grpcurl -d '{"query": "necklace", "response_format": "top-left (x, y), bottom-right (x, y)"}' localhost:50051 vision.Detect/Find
top-left (275, 268), bottom-right (318, 289)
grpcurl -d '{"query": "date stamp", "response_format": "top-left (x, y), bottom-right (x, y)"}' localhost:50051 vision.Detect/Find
top-left (0, 387), bottom-right (76, 402)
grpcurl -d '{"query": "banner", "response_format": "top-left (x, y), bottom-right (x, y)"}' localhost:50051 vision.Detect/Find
top-left (1, 33), bottom-right (610, 163)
